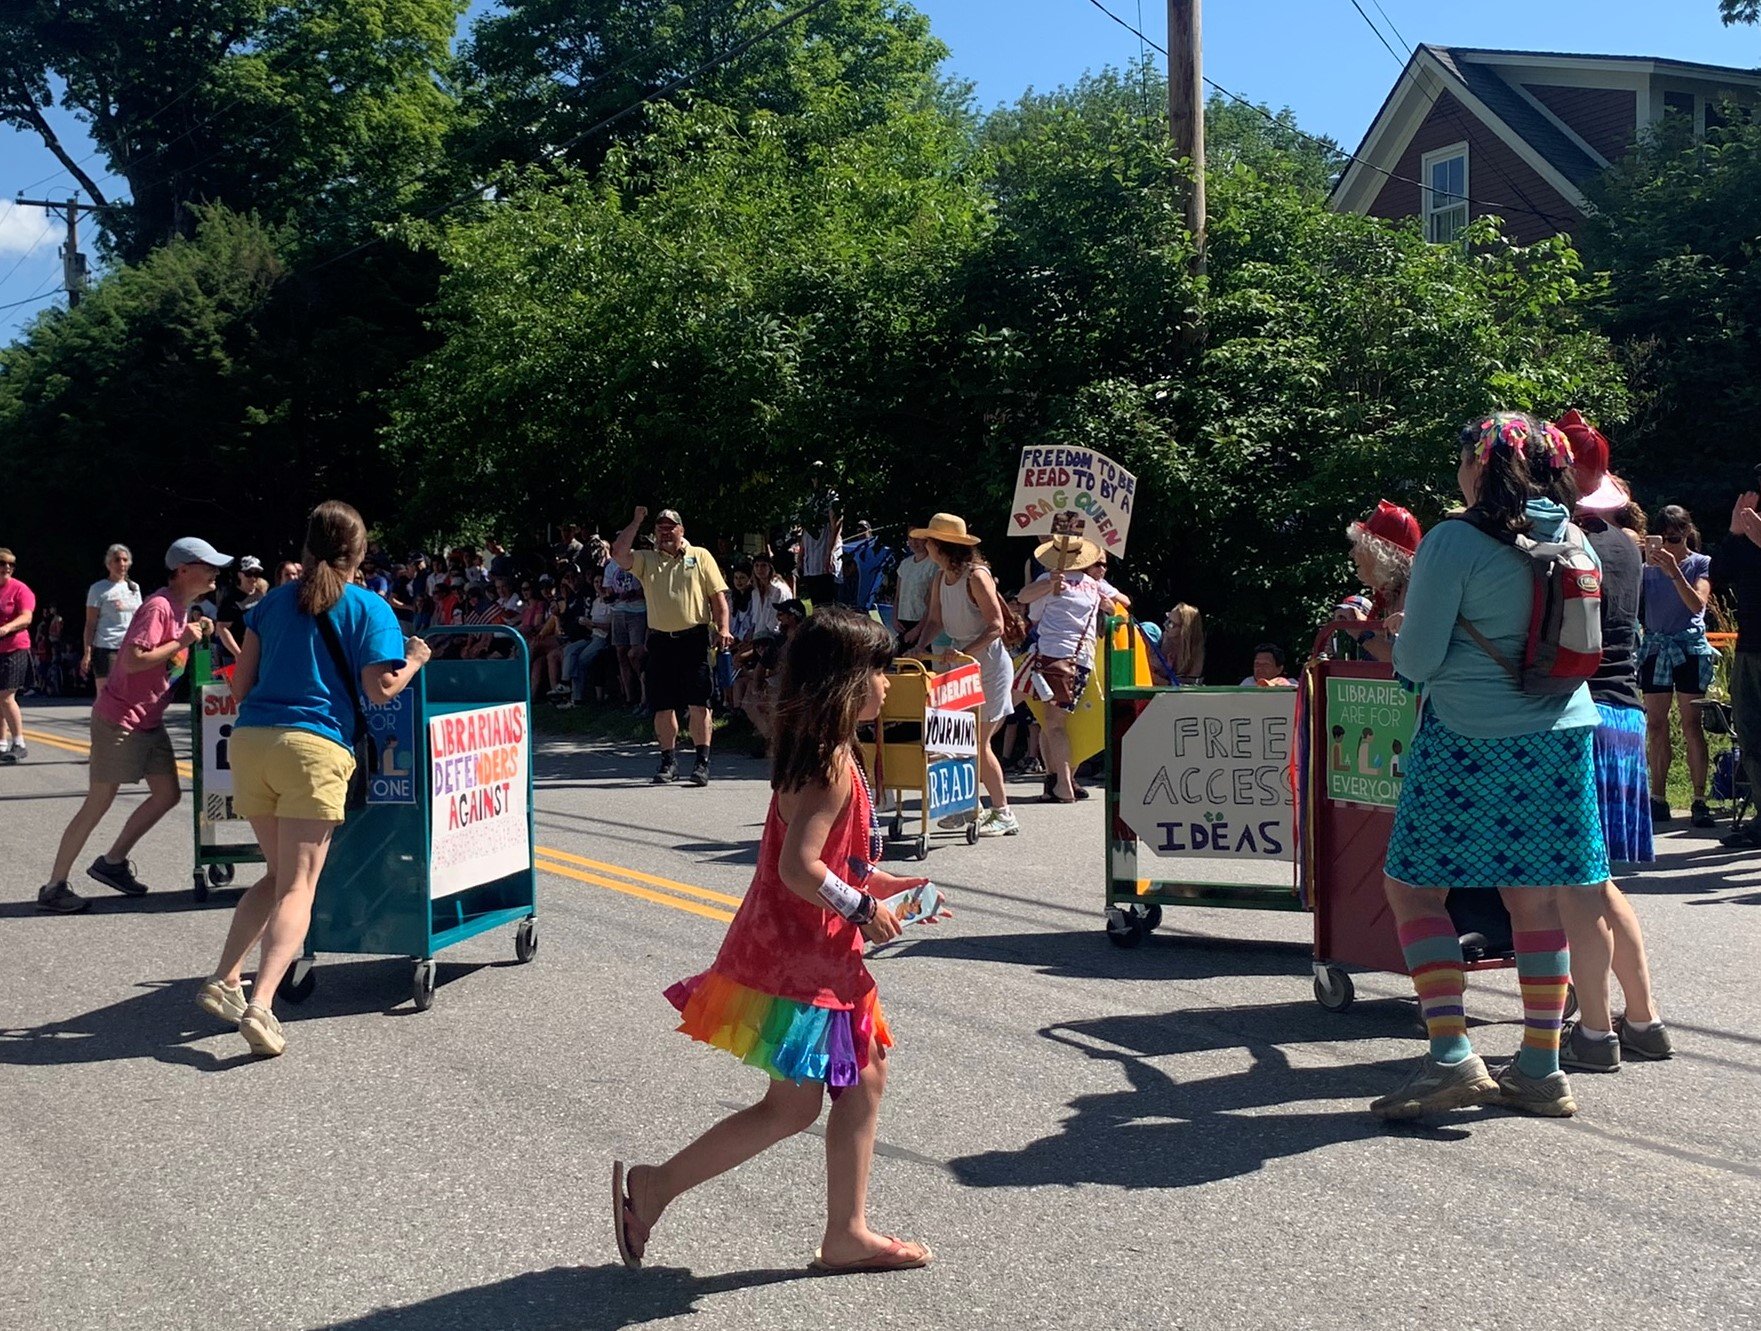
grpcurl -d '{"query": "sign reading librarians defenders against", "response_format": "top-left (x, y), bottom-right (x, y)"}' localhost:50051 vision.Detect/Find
top-left (1009, 446), bottom-right (1137, 556)
top-left (428, 702), bottom-right (530, 898)
top-left (1117, 690), bottom-right (1297, 862)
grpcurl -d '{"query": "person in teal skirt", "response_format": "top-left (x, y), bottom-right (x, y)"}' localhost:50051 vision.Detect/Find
top-left (1371, 411), bottom-right (1606, 1121)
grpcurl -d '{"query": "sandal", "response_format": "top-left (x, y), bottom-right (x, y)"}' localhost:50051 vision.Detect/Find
top-left (611, 1160), bottom-right (650, 1269)
top-left (809, 1236), bottom-right (934, 1275)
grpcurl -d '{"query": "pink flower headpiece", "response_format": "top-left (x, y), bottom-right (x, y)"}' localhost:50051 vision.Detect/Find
top-left (1464, 412), bottom-right (1574, 470)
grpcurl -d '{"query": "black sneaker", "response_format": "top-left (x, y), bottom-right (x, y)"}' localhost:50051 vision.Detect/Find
top-left (688, 755), bottom-right (710, 787)
top-left (652, 752), bottom-right (678, 784)
top-left (1721, 822), bottom-right (1761, 848)
top-left (36, 881), bottom-right (90, 914)
top-left (1616, 1015), bottom-right (1675, 1061)
top-left (1649, 797), bottom-right (1673, 824)
top-left (8, 739), bottom-right (24, 761)
top-left (1691, 800), bottom-right (1717, 829)
top-left (86, 856), bottom-right (149, 896)
top-left (1558, 1021), bottom-right (1621, 1073)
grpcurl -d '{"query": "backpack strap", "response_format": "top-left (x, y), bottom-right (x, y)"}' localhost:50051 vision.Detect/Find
top-left (314, 607), bottom-right (368, 741)
top-left (1446, 511), bottom-right (1526, 685)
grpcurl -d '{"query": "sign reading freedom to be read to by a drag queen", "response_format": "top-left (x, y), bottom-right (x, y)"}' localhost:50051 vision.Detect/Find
top-left (428, 702), bottom-right (530, 898)
top-left (1009, 445), bottom-right (1137, 555)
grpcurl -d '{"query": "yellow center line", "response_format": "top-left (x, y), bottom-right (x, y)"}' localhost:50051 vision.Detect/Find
top-left (24, 726), bottom-right (735, 924)
top-left (534, 845), bottom-right (745, 907)
top-left (536, 858), bottom-right (735, 923)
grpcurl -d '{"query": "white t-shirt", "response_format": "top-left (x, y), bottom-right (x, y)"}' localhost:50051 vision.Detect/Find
top-left (85, 578), bottom-right (142, 650)
top-left (748, 579), bottom-right (794, 637)
top-left (800, 520), bottom-right (843, 579)
top-left (1028, 571), bottom-right (1117, 662)
top-left (894, 553), bottom-right (938, 622)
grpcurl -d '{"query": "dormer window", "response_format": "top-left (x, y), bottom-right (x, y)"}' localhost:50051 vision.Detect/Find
top-left (1423, 143), bottom-right (1470, 244)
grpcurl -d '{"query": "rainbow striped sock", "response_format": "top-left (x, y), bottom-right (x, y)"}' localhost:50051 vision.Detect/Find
top-left (1398, 916), bottom-right (1470, 1063)
top-left (1513, 928), bottom-right (1571, 1078)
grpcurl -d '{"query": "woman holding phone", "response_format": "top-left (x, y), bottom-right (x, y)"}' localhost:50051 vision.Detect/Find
top-left (1638, 505), bottom-right (1716, 827)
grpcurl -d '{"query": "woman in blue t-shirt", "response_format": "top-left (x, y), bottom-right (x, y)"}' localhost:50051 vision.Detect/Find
top-left (1638, 505), bottom-right (1716, 828)
top-left (196, 501), bottom-right (429, 1058)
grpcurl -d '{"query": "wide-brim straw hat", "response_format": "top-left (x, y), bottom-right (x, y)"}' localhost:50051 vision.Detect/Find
top-left (1034, 534), bottom-right (1103, 569)
top-left (909, 512), bottom-right (981, 546)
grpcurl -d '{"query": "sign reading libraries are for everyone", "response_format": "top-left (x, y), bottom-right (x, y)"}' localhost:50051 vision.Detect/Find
top-left (428, 702), bottom-right (530, 899)
top-left (1322, 677), bottom-right (1418, 810)
top-left (1008, 445), bottom-right (1137, 555)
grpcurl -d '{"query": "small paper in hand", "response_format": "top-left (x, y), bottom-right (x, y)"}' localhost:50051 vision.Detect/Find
top-left (878, 882), bottom-right (944, 926)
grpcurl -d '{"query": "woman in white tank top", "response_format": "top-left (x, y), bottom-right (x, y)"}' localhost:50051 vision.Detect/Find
top-left (906, 514), bottom-right (1017, 838)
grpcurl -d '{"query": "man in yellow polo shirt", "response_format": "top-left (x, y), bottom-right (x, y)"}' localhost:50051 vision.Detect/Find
top-left (612, 505), bottom-right (731, 785)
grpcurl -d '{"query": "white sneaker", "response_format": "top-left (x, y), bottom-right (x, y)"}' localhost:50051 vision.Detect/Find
top-left (196, 977), bottom-right (249, 1024)
top-left (976, 808), bottom-right (1020, 837)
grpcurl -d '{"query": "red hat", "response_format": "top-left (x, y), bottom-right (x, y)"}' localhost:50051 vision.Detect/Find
top-left (1556, 409), bottom-right (1624, 511)
top-left (1349, 500), bottom-right (1422, 558)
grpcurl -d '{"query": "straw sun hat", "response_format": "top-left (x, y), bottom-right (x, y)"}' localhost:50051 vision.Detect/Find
top-left (1034, 534), bottom-right (1103, 569)
top-left (909, 513), bottom-right (981, 546)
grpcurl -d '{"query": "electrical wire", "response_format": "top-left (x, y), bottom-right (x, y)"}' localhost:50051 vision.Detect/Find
top-left (0, 280), bottom-right (63, 312)
top-left (1077, 0), bottom-right (1567, 226)
top-left (1346, 0), bottom-right (1406, 66)
top-left (0, 215), bottom-right (60, 295)
top-left (1367, 0), bottom-right (1412, 54)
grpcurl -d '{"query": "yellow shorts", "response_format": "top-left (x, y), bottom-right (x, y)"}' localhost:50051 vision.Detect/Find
top-left (229, 727), bottom-right (356, 823)
top-left (89, 716), bottom-right (177, 785)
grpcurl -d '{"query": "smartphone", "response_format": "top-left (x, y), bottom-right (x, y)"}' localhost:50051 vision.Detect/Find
top-left (1645, 534), bottom-right (1663, 553)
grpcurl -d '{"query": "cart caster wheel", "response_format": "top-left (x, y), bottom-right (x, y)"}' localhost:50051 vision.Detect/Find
top-left (208, 863), bottom-right (236, 888)
top-left (914, 835), bottom-right (929, 861)
top-left (1139, 904), bottom-right (1163, 932)
top-left (890, 815), bottom-right (904, 840)
top-left (1562, 981), bottom-right (1578, 1023)
top-left (515, 917), bottom-right (538, 964)
top-left (1106, 907), bottom-right (1146, 948)
top-left (1313, 966), bottom-right (1355, 1012)
top-left (192, 871), bottom-right (209, 904)
top-left (279, 957), bottom-right (316, 1005)
top-left (412, 960), bottom-right (436, 1011)
top-left (965, 819), bottom-right (980, 845)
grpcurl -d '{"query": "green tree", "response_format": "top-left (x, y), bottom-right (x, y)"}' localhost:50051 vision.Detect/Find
top-left (1721, 1), bottom-right (1759, 23)
top-left (0, 0), bottom-right (465, 261)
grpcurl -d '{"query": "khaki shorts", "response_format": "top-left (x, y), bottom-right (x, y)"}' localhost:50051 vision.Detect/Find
top-left (230, 726), bottom-right (356, 823)
top-left (89, 716), bottom-right (178, 785)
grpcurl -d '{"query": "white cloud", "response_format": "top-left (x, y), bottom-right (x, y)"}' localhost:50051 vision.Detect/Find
top-left (0, 201), bottom-right (63, 257)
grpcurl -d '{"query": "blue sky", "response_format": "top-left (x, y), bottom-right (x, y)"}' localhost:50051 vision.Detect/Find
top-left (1, 0), bottom-right (1755, 343)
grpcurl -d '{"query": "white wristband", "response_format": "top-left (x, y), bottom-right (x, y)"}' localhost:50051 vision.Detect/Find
top-left (817, 870), bottom-right (865, 920)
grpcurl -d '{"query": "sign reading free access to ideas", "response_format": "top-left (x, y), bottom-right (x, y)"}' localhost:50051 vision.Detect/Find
top-left (428, 702), bottom-right (531, 899)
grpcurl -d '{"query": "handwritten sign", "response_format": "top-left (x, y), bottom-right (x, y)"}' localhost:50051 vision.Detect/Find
top-left (428, 703), bottom-right (531, 898)
top-left (928, 663), bottom-right (984, 712)
top-left (923, 707), bottom-right (978, 758)
top-left (926, 757), bottom-right (977, 819)
top-left (1009, 446), bottom-right (1137, 555)
top-left (1323, 677), bottom-right (1417, 810)
top-left (198, 683), bottom-right (242, 824)
top-left (1117, 690), bottom-right (1296, 861)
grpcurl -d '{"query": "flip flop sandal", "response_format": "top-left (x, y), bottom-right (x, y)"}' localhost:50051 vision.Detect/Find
top-left (611, 1161), bottom-right (650, 1269)
top-left (808, 1237), bottom-right (934, 1275)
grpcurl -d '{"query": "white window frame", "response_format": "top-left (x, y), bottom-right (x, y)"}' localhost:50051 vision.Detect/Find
top-left (1421, 142), bottom-right (1470, 245)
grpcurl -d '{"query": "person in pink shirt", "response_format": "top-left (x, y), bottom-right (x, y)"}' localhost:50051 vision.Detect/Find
top-left (36, 537), bottom-right (230, 914)
top-left (0, 547), bottom-right (35, 763)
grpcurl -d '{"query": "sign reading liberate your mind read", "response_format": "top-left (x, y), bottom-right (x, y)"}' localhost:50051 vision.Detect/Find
top-left (428, 703), bottom-right (531, 898)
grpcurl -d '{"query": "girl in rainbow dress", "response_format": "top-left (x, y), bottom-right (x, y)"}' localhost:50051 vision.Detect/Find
top-left (614, 605), bottom-right (938, 1274)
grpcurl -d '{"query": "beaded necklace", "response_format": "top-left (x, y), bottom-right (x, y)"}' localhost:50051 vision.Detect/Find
top-left (848, 747), bottom-right (885, 869)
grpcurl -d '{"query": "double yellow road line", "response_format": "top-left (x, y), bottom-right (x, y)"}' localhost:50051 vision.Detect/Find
top-left (22, 727), bottom-right (739, 924)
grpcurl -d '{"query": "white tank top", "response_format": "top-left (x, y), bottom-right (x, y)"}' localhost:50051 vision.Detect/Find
top-left (937, 566), bottom-right (989, 648)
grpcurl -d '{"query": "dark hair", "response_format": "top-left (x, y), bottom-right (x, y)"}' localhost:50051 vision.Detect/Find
top-left (928, 538), bottom-right (984, 571)
top-left (1656, 504), bottom-right (1701, 552)
top-left (1253, 642), bottom-right (1286, 669)
top-left (770, 606), bottom-right (896, 793)
top-left (1458, 412), bottom-right (1578, 536)
top-left (298, 500), bottom-right (368, 616)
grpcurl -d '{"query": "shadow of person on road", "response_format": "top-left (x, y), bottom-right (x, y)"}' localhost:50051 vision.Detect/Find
top-left (947, 1000), bottom-right (1471, 1192)
top-left (312, 1262), bottom-right (814, 1331)
top-left (883, 927), bottom-right (1315, 983)
top-left (0, 957), bottom-right (489, 1071)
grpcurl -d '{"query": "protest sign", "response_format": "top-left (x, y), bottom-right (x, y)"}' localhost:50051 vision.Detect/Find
top-left (1322, 677), bottom-right (1418, 810)
top-left (926, 757), bottom-right (977, 820)
top-left (1009, 445), bottom-right (1137, 555)
top-left (199, 683), bottom-right (241, 825)
top-left (928, 662), bottom-right (984, 713)
top-left (428, 703), bottom-right (531, 898)
top-left (923, 707), bottom-right (978, 758)
top-left (364, 692), bottom-right (417, 805)
top-left (1116, 690), bottom-right (1297, 862)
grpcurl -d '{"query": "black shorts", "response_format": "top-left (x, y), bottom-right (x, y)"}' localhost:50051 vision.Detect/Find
top-left (91, 647), bottom-right (120, 677)
top-left (798, 574), bottom-right (838, 606)
top-left (0, 648), bottom-right (29, 692)
top-left (645, 625), bottom-right (713, 711)
top-left (1640, 653), bottom-right (1715, 696)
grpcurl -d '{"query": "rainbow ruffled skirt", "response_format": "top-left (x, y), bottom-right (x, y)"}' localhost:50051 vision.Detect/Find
top-left (665, 971), bottom-right (892, 1092)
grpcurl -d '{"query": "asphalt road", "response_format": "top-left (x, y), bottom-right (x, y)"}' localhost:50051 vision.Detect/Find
top-left (3, 700), bottom-right (1759, 1331)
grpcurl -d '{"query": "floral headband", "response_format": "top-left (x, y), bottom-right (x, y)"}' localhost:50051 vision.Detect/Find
top-left (1462, 412), bottom-right (1574, 470)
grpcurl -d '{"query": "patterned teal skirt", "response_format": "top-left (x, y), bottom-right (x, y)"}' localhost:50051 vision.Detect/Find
top-left (1385, 713), bottom-right (1608, 889)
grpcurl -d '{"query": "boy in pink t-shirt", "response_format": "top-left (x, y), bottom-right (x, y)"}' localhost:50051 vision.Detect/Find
top-left (37, 537), bottom-right (230, 914)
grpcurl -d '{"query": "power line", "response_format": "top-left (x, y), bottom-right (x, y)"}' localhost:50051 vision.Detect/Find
top-left (0, 216), bottom-right (59, 295)
top-left (1367, 0), bottom-right (1412, 54)
top-left (1077, 0), bottom-right (1566, 227)
top-left (1346, 0), bottom-right (1405, 66)
top-left (0, 281), bottom-right (62, 312)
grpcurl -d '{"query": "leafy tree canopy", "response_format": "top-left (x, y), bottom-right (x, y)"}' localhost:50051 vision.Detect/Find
top-left (1721, 1), bottom-right (1759, 24)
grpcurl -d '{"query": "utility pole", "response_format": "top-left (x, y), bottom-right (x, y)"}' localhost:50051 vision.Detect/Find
top-left (1168, 0), bottom-right (1206, 272)
top-left (14, 193), bottom-right (101, 306)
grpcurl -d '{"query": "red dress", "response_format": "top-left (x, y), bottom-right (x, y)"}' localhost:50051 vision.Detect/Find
top-left (665, 764), bottom-right (892, 1090)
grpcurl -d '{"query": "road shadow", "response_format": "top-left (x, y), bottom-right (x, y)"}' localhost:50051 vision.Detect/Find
top-left (0, 958), bottom-right (489, 1070)
top-left (0, 886), bottom-right (242, 920)
top-left (885, 926), bottom-right (1315, 983)
top-left (312, 1263), bottom-right (814, 1331)
top-left (947, 1000), bottom-right (1473, 1192)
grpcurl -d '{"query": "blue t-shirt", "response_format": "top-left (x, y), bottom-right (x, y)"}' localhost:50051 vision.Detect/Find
top-left (238, 583), bottom-right (407, 750)
top-left (1642, 552), bottom-right (1710, 636)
